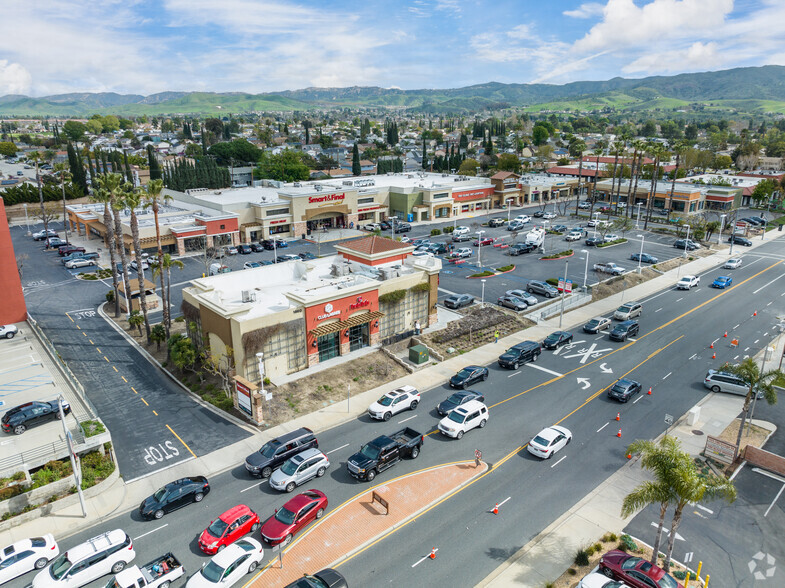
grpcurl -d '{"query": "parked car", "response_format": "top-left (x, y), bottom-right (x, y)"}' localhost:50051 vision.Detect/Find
top-left (578, 201), bottom-right (591, 209)
top-left (59, 245), bottom-right (85, 256)
top-left (565, 231), bottom-right (583, 242)
top-left (0, 323), bottom-right (19, 340)
top-left (497, 295), bottom-right (528, 312)
top-left (594, 262), bottom-right (625, 275)
top-left (452, 226), bottom-right (470, 236)
top-left (449, 247), bottom-right (472, 258)
top-left (394, 222), bottom-right (412, 232)
top-left (426, 242), bottom-right (448, 255)
top-left (237, 244), bottom-right (253, 254)
top-left (185, 540), bottom-right (263, 588)
top-left (603, 233), bottom-right (621, 243)
top-left (497, 341), bottom-right (541, 369)
top-left (488, 218), bottom-right (506, 227)
top-left (474, 236), bottom-right (495, 247)
top-left (527, 425), bottom-right (572, 459)
top-left (507, 220), bottom-right (526, 232)
top-left (198, 504), bottom-right (260, 554)
top-left (243, 261), bottom-right (263, 269)
top-left (0, 535), bottom-right (60, 585)
top-left (364, 222), bottom-right (381, 231)
top-left (526, 280), bottom-right (559, 298)
top-left (599, 550), bottom-right (684, 588)
top-left (513, 214), bottom-right (531, 224)
top-left (724, 257), bottom-right (742, 269)
top-left (412, 238), bottom-right (431, 248)
top-left (609, 320), bottom-right (639, 341)
top-left (551, 224), bottom-right (568, 233)
top-left (542, 331), bottom-right (573, 350)
top-left (532, 210), bottom-right (545, 218)
top-left (450, 365), bottom-right (489, 389)
top-left (367, 385), bottom-right (420, 421)
top-left (346, 428), bottom-right (423, 482)
top-left (508, 242), bottom-right (536, 255)
top-left (32, 529), bottom-right (135, 588)
top-left (276, 254), bottom-right (301, 262)
top-left (711, 275), bottom-right (733, 289)
top-left (676, 275), bottom-right (700, 289)
top-left (607, 378), bottom-right (642, 403)
top-left (578, 571), bottom-right (629, 588)
top-left (613, 302), bottom-right (642, 320)
top-left (281, 569), bottom-right (347, 588)
top-left (436, 390), bottom-right (485, 416)
top-left (130, 259), bottom-right (149, 271)
top-left (224, 245), bottom-right (238, 255)
top-left (704, 369), bottom-right (756, 397)
top-left (64, 258), bottom-right (96, 269)
top-left (505, 289), bottom-right (538, 306)
top-left (438, 400), bottom-right (488, 439)
top-left (45, 236), bottom-right (67, 248)
top-left (583, 316), bottom-right (611, 334)
top-left (542, 211), bottom-right (557, 219)
top-left (260, 490), bottom-right (328, 547)
top-left (250, 242), bottom-right (265, 252)
top-left (585, 237), bottom-right (603, 246)
top-left (245, 427), bottom-right (318, 478)
top-left (630, 252), bottom-right (658, 264)
top-left (139, 476), bottom-right (210, 520)
top-left (443, 294), bottom-right (474, 309)
top-left (208, 263), bottom-right (231, 276)
top-left (673, 239), bottom-right (699, 251)
top-left (728, 234), bottom-right (752, 246)
top-left (298, 251), bottom-right (317, 260)
top-left (451, 233), bottom-right (472, 242)
top-left (379, 220), bottom-right (392, 230)
top-left (32, 229), bottom-right (58, 241)
top-left (269, 448), bottom-right (330, 493)
top-left (2, 399), bottom-right (70, 435)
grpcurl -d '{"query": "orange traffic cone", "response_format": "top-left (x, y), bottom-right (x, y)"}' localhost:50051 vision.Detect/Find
top-left (753, 310), bottom-right (758, 317)
top-left (724, 331), bottom-right (728, 338)
top-left (647, 387), bottom-right (652, 395)
top-left (617, 429), bottom-right (622, 438)
top-left (492, 503), bottom-right (499, 515)
top-left (626, 453), bottom-right (632, 459)
top-left (712, 352), bottom-right (716, 359)
top-left (429, 548), bottom-right (437, 560)
top-left (616, 412), bottom-right (620, 421)
top-left (709, 342), bottom-right (714, 349)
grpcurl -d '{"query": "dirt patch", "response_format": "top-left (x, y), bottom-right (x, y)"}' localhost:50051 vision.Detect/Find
top-left (716, 418), bottom-right (772, 456)
top-left (549, 533), bottom-right (694, 587)
top-left (419, 305), bottom-right (534, 356)
top-left (266, 351), bottom-right (409, 425)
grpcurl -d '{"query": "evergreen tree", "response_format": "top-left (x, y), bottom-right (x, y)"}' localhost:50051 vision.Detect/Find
top-left (351, 143), bottom-right (361, 176)
top-left (147, 145), bottom-right (162, 180)
top-left (123, 151), bottom-right (133, 184)
top-left (86, 151), bottom-right (96, 182)
top-left (201, 126), bottom-right (207, 155)
top-left (422, 137), bottom-right (428, 170)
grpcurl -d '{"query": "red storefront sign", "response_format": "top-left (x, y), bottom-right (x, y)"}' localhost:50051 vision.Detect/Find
top-left (308, 193), bottom-right (345, 204)
top-left (350, 296), bottom-right (371, 310)
top-left (452, 188), bottom-right (494, 201)
top-left (270, 219), bottom-right (288, 225)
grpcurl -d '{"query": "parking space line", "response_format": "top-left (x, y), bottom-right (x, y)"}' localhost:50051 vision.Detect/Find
top-left (167, 424), bottom-right (197, 458)
top-left (112, 366), bottom-right (118, 372)
top-left (122, 376), bottom-right (127, 382)
top-left (597, 422), bottom-right (609, 433)
top-left (82, 331), bottom-right (87, 336)
top-left (89, 339), bottom-right (94, 344)
top-left (734, 324), bottom-right (740, 329)
top-left (131, 387), bottom-right (138, 394)
top-left (152, 410), bottom-right (158, 416)
top-left (326, 443), bottom-right (349, 455)
top-left (96, 347), bottom-right (101, 353)
top-left (104, 356), bottom-right (109, 362)
top-left (765, 484), bottom-right (785, 518)
top-left (663, 372), bottom-right (671, 379)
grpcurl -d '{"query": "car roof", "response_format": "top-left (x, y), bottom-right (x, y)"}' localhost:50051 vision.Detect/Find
top-left (616, 320), bottom-right (637, 327)
top-left (210, 538), bottom-right (261, 567)
top-left (615, 378), bottom-right (637, 387)
top-left (67, 530), bottom-right (127, 560)
top-left (284, 491), bottom-right (323, 511)
top-left (512, 340), bottom-right (538, 349)
top-left (218, 504), bottom-right (253, 522)
top-left (453, 400), bottom-right (486, 414)
top-left (291, 448), bottom-right (323, 463)
top-left (535, 427), bottom-right (560, 442)
top-left (393, 385), bottom-right (417, 395)
top-left (273, 427), bottom-right (314, 445)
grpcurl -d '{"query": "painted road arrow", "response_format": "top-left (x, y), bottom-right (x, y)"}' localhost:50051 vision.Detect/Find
top-left (599, 363), bottom-right (613, 373)
top-left (576, 377), bottom-right (591, 390)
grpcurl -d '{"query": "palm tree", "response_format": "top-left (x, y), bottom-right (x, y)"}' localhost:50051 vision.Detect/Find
top-left (627, 139), bottom-right (646, 219)
top-left (92, 174), bottom-right (121, 316)
top-left (107, 174), bottom-right (134, 317)
top-left (124, 185), bottom-right (151, 342)
top-left (143, 180), bottom-right (171, 336)
top-left (624, 437), bottom-right (691, 565)
top-left (569, 138), bottom-right (587, 215)
top-left (153, 254), bottom-right (184, 335)
top-left (608, 139), bottom-right (625, 213)
top-left (720, 357), bottom-right (784, 457)
top-left (28, 152), bottom-right (50, 243)
top-left (53, 163), bottom-right (72, 244)
top-left (643, 142), bottom-right (666, 230)
top-left (667, 141), bottom-right (687, 221)
top-left (589, 140), bottom-right (607, 219)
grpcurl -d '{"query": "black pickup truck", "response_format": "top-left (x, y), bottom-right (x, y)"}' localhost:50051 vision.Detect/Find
top-left (346, 427), bottom-right (423, 482)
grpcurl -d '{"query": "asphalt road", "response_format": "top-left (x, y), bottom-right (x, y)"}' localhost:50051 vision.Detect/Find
top-left (6, 236), bottom-right (784, 587)
top-left (11, 223), bottom-right (251, 481)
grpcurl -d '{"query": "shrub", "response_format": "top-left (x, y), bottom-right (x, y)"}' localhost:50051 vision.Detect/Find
top-left (442, 225), bottom-right (454, 233)
top-left (593, 542), bottom-right (603, 553)
top-left (411, 282), bottom-right (431, 293)
top-left (379, 289), bottom-right (407, 304)
top-left (567, 568), bottom-right (577, 576)
top-left (174, 316), bottom-right (185, 323)
top-left (546, 278), bottom-right (559, 286)
top-left (81, 274), bottom-right (98, 280)
top-left (105, 290), bottom-right (115, 303)
top-left (430, 228), bottom-right (442, 236)
top-left (497, 265), bottom-right (514, 272)
top-left (470, 270), bottom-right (495, 277)
top-left (672, 571), bottom-right (694, 581)
top-left (574, 547), bottom-right (591, 566)
top-left (618, 534), bottom-right (637, 552)
top-left (263, 377), bottom-right (271, 385)
top-left (81, 420), bottom-right (106, 438)
top-left (542, 250), bottom-right (573, 259)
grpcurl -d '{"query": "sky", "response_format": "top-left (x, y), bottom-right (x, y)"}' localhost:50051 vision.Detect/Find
top-left (1, 0), bottom-right (784, 97)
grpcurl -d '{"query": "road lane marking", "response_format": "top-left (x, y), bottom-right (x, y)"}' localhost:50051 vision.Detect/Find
top-left (663, 372), bottom-right (672, 379)
top-left (152, 410), bottom-right (158, 416)
top-left (745, 347), bottom-right (750, 351)
top-left (495, 496), bottom-right (512, 509)
top-left (734, 355), bottom-right (739, 360)
top-left (597, 422), bottom-right (609, 433)
top-left (754, 339), bottom-right (760, 344)
top-left (83, 332), bottom-right (87, 336)
top-left (768, 302), bottom-right (773, 306)
top-left (241, 482), bottom-right (260, 493)
top-left (133, 524), bottom-right (168, 541)
top-left (104, 356), bottom-right (109, 362)
top-left (695, 504), bottom-right (714, 514)
top-left (734, 324), bottom-right (740, 329)
top-left (526, 364), bottom-right (564, 377)
top-left (131, 387), bottom-right (138, 394)
top-left (398, 415), bottom-right (417, 424)
top-left (96, 347), bottom-right (101, 353)
top-left (655, 308), bottom-right (662, 312)
top-left (167, 424), bottom-right (197, 458)
top-left (112, 366), bottom-right (118, 372)
top-left (689, 354), bottom-right (697, 360)
top-left (551, 456), bottom-right (566, 468)
top-left (89, 339), bottom-right (93, 344)
top-left (633, 396), bottom-right (643, 404)
top-left (412, 548), bottom-right (438, 568)
top-left (326, 443), bottom-right (349, 455)
top-left (507, 371), bottom-right (521, 377)
top-left (676, 297), bottom-right (683, 302)
top-left (765, 484), bottom-right (785, 518)
top-left (141, 398), bottom-right (149, 406)
top-left (122, 376), bottom-right (127, 382)
top-left (753, 272), bottom-right (785, 294)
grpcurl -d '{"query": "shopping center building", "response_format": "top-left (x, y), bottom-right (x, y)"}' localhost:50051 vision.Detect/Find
top-left (181, 236), bottom-right (440, 386)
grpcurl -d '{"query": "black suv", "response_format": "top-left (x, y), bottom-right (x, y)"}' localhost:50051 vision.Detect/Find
top-left (498, 341), bottom-right (541, 369)
top-left (609, 320), bottom-right (639, 341)
top-left (139, 476), bottom-right (211, 520)
top-left (607, 378), bottom-right (642, 403)
top-left (508, 242), bottom-right (536, 256)
top-left (527, 280), bottom-right (559, 298)
top-left (238, 244), bottom-right (253, 254)
top-left (2, 400), bottom-right (71, 435)
top-left (245, 427), bottom-right (318, 478)
top-left (393, 222), bottom-right (412, 233)
top-left (728, 234), bottom-right (752, 246)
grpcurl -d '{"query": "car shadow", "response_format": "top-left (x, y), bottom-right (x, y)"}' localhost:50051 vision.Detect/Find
top-left (229, 464), bottom-right (254, 481)
top-left (187, 535), bottom-right (208, 557)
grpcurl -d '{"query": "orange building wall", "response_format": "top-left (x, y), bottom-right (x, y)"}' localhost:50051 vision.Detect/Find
top-left (0, 197), bottom-right (28, 323)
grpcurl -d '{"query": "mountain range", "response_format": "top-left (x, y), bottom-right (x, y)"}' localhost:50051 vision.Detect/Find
top-left (2, 65), bottom-right (785, 117)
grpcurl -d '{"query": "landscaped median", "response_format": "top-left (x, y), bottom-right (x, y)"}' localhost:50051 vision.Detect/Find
top-left (248, 460), bottom-right (488, 587)
top-left (468, 265), bottom-right (515, 278)
top-left (540, 249), bottom-right (573, 260)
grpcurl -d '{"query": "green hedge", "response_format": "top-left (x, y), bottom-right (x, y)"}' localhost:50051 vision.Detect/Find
top-left (379, 289), bottom-right (407, 304)
top-left (596, 238), bottom-right (627, 248)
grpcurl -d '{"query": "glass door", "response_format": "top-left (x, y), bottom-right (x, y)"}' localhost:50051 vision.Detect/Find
top-left (318, 332), bottom-right (340, 362)
top-left (348, 323), bottom-right (369, 352)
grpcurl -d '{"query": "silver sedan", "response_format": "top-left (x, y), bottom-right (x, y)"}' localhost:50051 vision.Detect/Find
top-left (269, 448), bottom-right (330, 493)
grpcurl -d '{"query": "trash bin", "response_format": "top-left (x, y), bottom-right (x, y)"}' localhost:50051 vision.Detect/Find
top-left (408, 344), bottom-right (429, 365)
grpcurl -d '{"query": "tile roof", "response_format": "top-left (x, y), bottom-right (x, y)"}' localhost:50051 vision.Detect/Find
top-left (339, 235), bottom-right (411, 255)
top-left (491, 171), bottom-right (519, 180)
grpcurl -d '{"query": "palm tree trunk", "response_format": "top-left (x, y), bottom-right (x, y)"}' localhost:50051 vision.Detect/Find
top-left (61, 177), bottom-right (69, 243)
top-left (130, 209), bottom-right (151, 342)
top-left (651, 502), bottom-right (668, 565)
top-left (668, 152), bottom-right (681, 216)
top-left (663, 502), bottom-right (686, 571)
top-left (734, 390), bottom-right (755, 457)
top-left (644, 157), bottom-right (660, 230)
top-left (113, 206), bottom-right (133, 317)
top-left (610, 154), bottom-right (619, 213)
top-left (153, 201), bottom-right (170, 338)
top-left (103, 203), bottom-right (121, 317)
top-left (626, 149), bottom-right (638, 218)
top-left (574, 158), bottom-right (584, 216)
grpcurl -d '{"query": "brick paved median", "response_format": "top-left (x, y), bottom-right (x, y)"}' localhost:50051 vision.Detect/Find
top-left (248, 460), bottom-right (487, 587)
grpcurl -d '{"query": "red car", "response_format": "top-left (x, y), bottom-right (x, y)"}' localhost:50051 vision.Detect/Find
top-left (260, 490), bottom-right (328, 547)
top-left (599, 550), bottom-right (683, 588)
top-left (473, 237), bottom-right (495, 247)
top-left (198, 504), bottom-right (260, 554)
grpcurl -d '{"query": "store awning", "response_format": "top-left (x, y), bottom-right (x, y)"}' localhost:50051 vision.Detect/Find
top-left (310, 310), bottom-right (385, 337)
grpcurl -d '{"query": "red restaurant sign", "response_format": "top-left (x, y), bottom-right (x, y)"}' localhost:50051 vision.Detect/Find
top-left (308, 193), bottom-right (345, 204)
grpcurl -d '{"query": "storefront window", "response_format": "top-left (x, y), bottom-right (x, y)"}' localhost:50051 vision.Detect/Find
top-left (461, 204), bottom-right (470, 212)
top-left (318, 332), bottom-right (340, 362)
top-left (270, 224), bottom-right (290, 235)
top-left (434, 207), bottom-right (449, 218)
top-left (348, 323), bottom-right (369, 352)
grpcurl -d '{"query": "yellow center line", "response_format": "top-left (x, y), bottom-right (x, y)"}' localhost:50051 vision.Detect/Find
top-left (140, 397), bottom-right (148, 406)
top-left (103, 356), bottom-right (109, 362)
top-left (131, 387), bottom-right (138, 394)
top-left (112, 366), bottom-right (118, 372)
top-left (89, 339), bottom-right (94, 344)
top-left (96, 347), bottom-right (101, 353)
top-left (166, 424), bottom-right (196, 458)
top-left (82, 332), bottom-right (87, 337)
top-left (152, 410), bottom-right (158, 416)
top-left (66, 313), bottom-right (74, 323)
top-left (121, 376), bottom-right (127, 383)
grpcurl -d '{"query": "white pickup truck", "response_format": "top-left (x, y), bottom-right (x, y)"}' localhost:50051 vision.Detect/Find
top-left (593, 262), bottom-right (625, 275)
top-left (106, 553), bottom-right (184, 588)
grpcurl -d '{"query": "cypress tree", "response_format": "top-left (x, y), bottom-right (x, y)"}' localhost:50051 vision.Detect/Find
top-left (422, 137), bottom-right (428, 170)
top-left (86, 151), bottom-right (96, 182)
top-left (123, 151), bottom-right (133, 184)
top-left (352, 143), bottom-right (361, 176)
top-left (201, 126), bottom-right (207, 155)
top-left (147, 145), bottom-right (161, 180)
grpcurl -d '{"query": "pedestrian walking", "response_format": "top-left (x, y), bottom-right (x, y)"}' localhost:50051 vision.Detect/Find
top-left (494, 329), bottom-right (500, 343)
top-left (414, 320), bottom-right (421, 335)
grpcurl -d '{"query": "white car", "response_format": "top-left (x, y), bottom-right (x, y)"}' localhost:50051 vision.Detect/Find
top-left (527, 425), bottom-right (572, 459)
top-left (438, 400), bottom-right (488, 439)
top-left (450, 247), bottom-right (473, 258)
top-left (603, 234), bottom-right (620, 243)
top-left (542, 211), bottom-right (557, 220)
top-left (504, 289), bottom-right (538, 306)
top-left (368, 385), bottom-right (420, 421)
top-left (0, 535), bottom-right (60, 584)
top-left (65, 258), bottom-right (95, 269)
top-left (565, 231), bottom-right (583, 242)
top-left (399, 236), bottom-right (411, 243)
top-left (1, 324), bottom-right (20, 339)
top-left (513, 215), bottom-right (531, 224)
top-left (185, 538), bottom-right (264, 588)
top-left (130, 259), bottom-right (149, 271)
top-left (32, 229), bottom-right (58, 240)
top-left (578, 202), bottom-right (591, 209)
top-left (364, 223), bottom-right (381, 231)
top-left (724, 257), bottom-right (742, 269)
top-left (676, 275), bottom-right (700, 290)
top-left (452, 226), bottom-right (470, 236)
top-left (33, 529), bottom-right (135, 587)
top-left (411, 250), bottom-right (434, 257)
top-left (578, 571), bottom-right (632, 587)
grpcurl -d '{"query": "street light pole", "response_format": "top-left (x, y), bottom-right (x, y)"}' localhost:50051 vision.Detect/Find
top-left (481, 278), bottom-right (486, 306)
top-left (59, 396), bottom-right (86, 517)
top-left (635, 202), bottom-right (642, 229)
top-left (636, 234), bottom-right (644, 273)
top-left (507, 198), bottom-right (512, 222)
top-left (476, 230), bottom-right (485, 268)
top-left (581, 249), bottom-right (589, 289)
top-left (559, 260), bottom-right (568, 328)
top-left (718, 214), bottom-right (726, 247)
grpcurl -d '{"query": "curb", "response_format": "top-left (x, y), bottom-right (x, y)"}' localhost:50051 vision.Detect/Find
top-left (96, 302), bottom-right (259, 435)
top-left (539, 252), bottom-right (574, 260)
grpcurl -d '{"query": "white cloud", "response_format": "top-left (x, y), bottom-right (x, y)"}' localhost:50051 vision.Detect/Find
top-left (622, 42), bottom-right (723, 74)
top-left (0, 60), bottom-right (32, 95)
top-left (563, 3), bottom-right (604, 19)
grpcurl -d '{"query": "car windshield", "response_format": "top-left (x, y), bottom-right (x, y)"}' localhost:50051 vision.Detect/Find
top-left (49, 553), bottom-right (73, 580)
top-left (280, 458), bottom-right (300, 476)
top-left (544, 334), bottom-right (558, 343)
top-left (200, 560), bottom-right (226, 583)
top-left (621, 556), bottom-right (642, 570)
top-left (658, 573), bottom-right (679, 588)
top-left (456, 369), bottom-right (473, 379)
top-left (611, 383), bottom-right (627, 393)
top-left (207, 518), bottom-right (229, 537)
top-left (259, 441), bottom-right (279, 459)
top-left (153, 487), bottom-right (168, 502)
top-left (587, 320), bottom-right (599, 328)
top-left (445, 394), bottom-right (463, 406)
top-left (532, 435), bottom-right (548, 447)
top-left (618, 304), bottom-right (632, 312)
top-left (274, 506), bottom-right (297, 525)
top-left (448, 411), bottom-right (466, 424)
top-left (377, 395), bottom-right (394, 406)
top-left (360, 443), bottom-right (380, 460)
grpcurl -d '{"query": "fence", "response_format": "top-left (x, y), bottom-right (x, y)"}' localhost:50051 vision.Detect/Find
top-left (527, 291), bottom-right (593, 323)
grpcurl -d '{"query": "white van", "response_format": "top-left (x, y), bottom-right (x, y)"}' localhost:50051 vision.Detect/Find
top-left (438, 400), bottom-right (488, 439)
top-left (704, 369), bottom-right (758, 397)
top-left (33, 530), bottom-right (135, 587)
top-left (208, 263), bottom-right (231, 276)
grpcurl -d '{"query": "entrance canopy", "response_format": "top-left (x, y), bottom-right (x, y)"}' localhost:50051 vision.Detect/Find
top-left (310, 310), bottom-right (384, 337)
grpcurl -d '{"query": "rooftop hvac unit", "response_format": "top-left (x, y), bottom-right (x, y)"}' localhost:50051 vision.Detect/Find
top-left (314, 185), bottom-right (323, 191)
top-left (294, 182), bottom-right (301, 187)
top-left (241, 290), bottom-right (256, 303)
